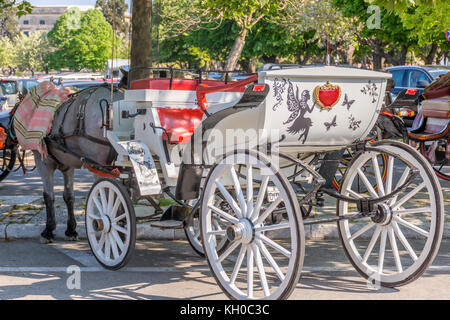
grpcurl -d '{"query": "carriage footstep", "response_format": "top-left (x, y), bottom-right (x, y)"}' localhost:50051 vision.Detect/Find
top-left (150, 220), bottom-right (184, 230)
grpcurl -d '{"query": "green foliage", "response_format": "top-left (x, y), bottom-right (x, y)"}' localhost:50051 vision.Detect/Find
top-left (13, 31), bottom-right (49, 71)
top-left (0, 36), bottom-right (14, 67)
top-left (0, 0), bottom-right (32, 17)
top-left (48, 8), bottom-right (116, 71)
top-left (369, 0), bottom-right (447, 13)
top-left (0, 4), bottom-right (18, 39)
top-left (400, 3), bottom-right (450, 48)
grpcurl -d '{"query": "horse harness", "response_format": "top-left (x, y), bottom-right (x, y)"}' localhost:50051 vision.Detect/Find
top-left (50, 85), bottom-right (113, 149)
top-left (46, 85), bottom-right (118, 167)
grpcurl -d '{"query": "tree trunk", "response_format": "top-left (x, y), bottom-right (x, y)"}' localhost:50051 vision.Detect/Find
top-left (347, 45), bottom-right (355, 65)
top-left (224, 28), bottom-right (248, 71)
top-left (398, 45), bottom-right (408, 65)
top-left (424, 43), bottom-right (438, 65)
top-left (130, 0), bottom-right (152, 83)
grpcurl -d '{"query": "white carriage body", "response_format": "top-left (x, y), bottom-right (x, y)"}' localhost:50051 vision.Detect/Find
top-left (109, 66), bottom-right (391, 193)
top-left (208, 66), bottom-right (391, 154)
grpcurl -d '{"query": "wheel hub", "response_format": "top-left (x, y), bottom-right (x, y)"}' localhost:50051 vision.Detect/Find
top-left (94, 215), bottom-right (112, 233)
top-left (226, 219), bottom-right (254, 244)
top-left (372, 203), bottom-right (393, 226)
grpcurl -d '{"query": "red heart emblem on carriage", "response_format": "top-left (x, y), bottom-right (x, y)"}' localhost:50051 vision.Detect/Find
top-left (313, 81), bottom-right (341, 110)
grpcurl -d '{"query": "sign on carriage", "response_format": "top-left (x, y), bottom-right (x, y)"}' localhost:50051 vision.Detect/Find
top-left (119, 140), bottom-right (161, 195)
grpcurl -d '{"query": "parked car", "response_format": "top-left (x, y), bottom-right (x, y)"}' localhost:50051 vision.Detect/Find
top-left (386, 65), bottom-right (450, 99)
top-left (386, 65), bottom-right (449, 126)
top-left (0, 96), bottom-right (7, 112)
top-left (58, 80), bottom-right (117, 91)
top-left (0, 78), bottom-right (39, 107)
top-left (0, 79), bottom-right (19, 108)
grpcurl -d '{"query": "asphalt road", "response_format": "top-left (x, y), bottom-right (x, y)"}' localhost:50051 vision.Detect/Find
top-left (0, 239), bottom-right (448, 300)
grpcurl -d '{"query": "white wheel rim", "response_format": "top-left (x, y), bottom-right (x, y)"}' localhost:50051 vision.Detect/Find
top-left (202, 153), bottom-right (302, 300)
top-left (86, 180), bottom-right (132, 267)
top-left (186, 197), bottom-right (229, 254)
top-left (338, 144), bottom-right (442, 284)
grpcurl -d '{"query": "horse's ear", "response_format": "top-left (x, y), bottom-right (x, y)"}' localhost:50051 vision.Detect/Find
top-left (119, 67), bottom-right (129, 89)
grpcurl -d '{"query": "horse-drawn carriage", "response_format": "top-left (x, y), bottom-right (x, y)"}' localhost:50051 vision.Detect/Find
top-left (1, 65), bottom-right (445, 300)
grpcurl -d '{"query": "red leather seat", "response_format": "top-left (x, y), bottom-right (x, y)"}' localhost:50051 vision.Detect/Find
top-left (157, 108), bottom-right (204, 144)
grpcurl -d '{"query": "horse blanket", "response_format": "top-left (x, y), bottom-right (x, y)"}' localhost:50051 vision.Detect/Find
top-left (13, 81), bottom-right (73, 159)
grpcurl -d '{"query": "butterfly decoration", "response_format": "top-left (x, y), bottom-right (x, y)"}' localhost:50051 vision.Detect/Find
top-left (342, 94), bottom-right (355, 110)
top-left (360, 80), bottom-right (379, 103)
top-left (324, 115), bottom-right (337, 131)
top-left (348, 115), bottom-right (361, 131)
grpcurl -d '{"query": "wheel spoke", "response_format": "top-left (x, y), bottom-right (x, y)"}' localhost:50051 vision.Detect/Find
top-left (389, 167), bottom-right (410, 205)
top-left (346, 188), bottom-right (363, 199)
top-left (394, 216), bottom-right (429, 238)
top-left (109, 233), bottom-right (119, 260)
top-left (215, 181), bottom-right (242, 218)
top-left (362, 226), bottom-right (381, 263)
top-left (99, 188), bottom-right (108, 214)
top-left (388, 227), bottom-right (403, 273)
top-left (247, 245), bottom-right (254, 298)
top-left (256, 239), bottom-right (285, 281)
top-left (378, 229), bottom-right (387, 274)
top-left (229, 166), bottom-right (247, 216)
top-left (250, 176), bottom-right (270, 221)
top-left (254, 223), bottom-right (290, 233)
top-left (207, 229), bottom-right (226, 236)
top-left (208, 205), bottom-right (239, 224)
top-left (87, 211), bottom-right (101, 220)
top-left (394, 207), bottom-right (432, 216)
top-left (93, 196), bottom-right (104, 216)
top-left (110, 197), bottom-right (121, 219)
top-left (349, 222), bottom-right (375, 241)
top-left (113, 213), bottom-right (127, 223)
top-left (97, 232), bottom-right (106, 251)
top-left (111, 229), bottom-right (125, 252)
top-left (107, 188), bottom-right (114, 216)
top-left (357, 168), bottom-right (378, 198)
top-left (112, 224), bottom-right (128, 235)
top-left (392, 221), bottom-right (418, 261)
top-left (253, 244), bottom-right (270, 297)
top-left (217, 240), bottom-right (240, 263)
top-left (104, 234), bottom-right (111, 260)
top-left (257, 234), bottom-right (291, 258)
top-left (230, 244), bottom-right (246, 285)
top-left (246, 165), bottom-right (253, 218)
top-left (371, 155), bottom-right (385, 196)
top-left (254, 197), bottom-right (282, 225)
top-left (385, 156), bottom-right (394, 194)
top-left (392, 182), bottom-right (426, 210)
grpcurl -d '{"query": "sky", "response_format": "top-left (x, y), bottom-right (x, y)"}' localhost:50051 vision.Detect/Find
top-left (28, 0), bottom-right (132, 6)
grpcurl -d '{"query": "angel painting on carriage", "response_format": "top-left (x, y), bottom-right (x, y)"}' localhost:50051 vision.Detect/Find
top-left (0, 64), bottom-right (444, 300)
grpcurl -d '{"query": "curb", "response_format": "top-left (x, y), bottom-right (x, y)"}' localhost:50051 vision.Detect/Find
top-left (2, 222), bottom-right (449, 241)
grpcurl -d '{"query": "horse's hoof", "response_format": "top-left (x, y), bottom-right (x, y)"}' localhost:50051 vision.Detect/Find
top-left (65, 235), bottom-right (78, 241)
top-left (40, 237), bottom-right (54, 244)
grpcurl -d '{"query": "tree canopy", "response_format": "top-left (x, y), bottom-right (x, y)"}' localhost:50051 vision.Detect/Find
top-left (48, 8), bottom-right (115, 71)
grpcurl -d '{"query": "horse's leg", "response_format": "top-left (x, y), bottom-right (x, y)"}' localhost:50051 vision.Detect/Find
top-left (62, 167), bottom-right (78, 240)
top-left (34, 152), bottom-right (57, 243)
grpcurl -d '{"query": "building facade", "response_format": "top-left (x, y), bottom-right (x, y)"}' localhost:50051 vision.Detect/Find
top-left (17, 5), bottom-right (95, 35)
